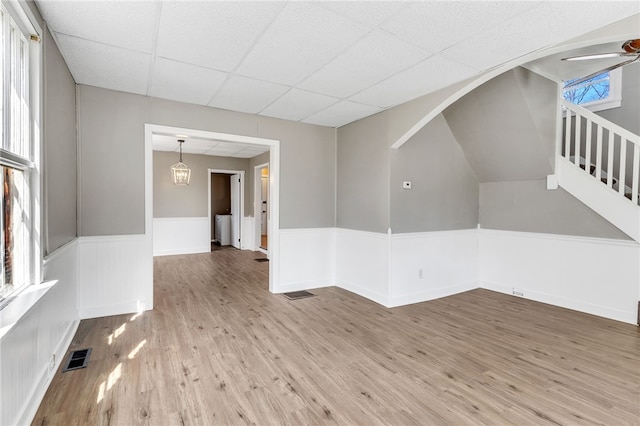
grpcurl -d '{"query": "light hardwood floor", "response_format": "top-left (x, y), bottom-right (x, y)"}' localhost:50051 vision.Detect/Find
top-left (33, 249), bottom-right (640, 425)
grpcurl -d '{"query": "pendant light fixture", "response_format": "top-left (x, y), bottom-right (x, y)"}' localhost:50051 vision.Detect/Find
top-left (171, 139), bottom-right (191, 185)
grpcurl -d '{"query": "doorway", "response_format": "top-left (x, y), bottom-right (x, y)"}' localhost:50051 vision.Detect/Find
top-left (254, 163), bottom-right (269, 255)
top-left (145, 124), bottom-right (282, 294)
top-left (209, 170), bottom-right (243, 251)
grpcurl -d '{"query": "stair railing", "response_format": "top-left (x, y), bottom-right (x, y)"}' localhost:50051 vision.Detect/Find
top-left (561, 98), bottom-right (640, 204)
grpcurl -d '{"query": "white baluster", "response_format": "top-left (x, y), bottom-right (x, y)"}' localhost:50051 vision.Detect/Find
top-left (607, 131), bottom-right (614, 188)
top-left (584, 119), bottom-right (592, 175)
top-left (574, 114), bottom-right (581, 166)
top-left (595, 125), bottom-right (603, 182)
top-left (564, 110), bottom-right (571, 158)
top-left (632, 143), bottom-right (639, 204)
top-left (618, 137), bottom-right (626, 196)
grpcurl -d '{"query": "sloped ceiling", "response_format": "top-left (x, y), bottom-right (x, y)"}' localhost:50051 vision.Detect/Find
top-left (36, 1), bottom-right (639, 128)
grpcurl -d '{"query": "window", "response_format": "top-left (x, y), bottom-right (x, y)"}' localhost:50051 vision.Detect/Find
top-left (0, 2), bottom-right (38, 303)
top-left (562, 68), bottom-right (622, 112)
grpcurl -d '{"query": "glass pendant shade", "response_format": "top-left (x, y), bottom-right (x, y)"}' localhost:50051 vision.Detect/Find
top-left (171, 161), bottom-right (191, 185)
top-left (171, 139), bottom-right (191, 185)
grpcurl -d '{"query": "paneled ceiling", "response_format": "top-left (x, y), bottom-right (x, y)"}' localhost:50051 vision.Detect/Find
top-left (152, 133), bottom-right (270, 157)
top-left (37, 1), bottom-right (639, 129)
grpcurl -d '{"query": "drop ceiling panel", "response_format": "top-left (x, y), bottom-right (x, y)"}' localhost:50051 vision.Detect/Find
top-left (36, 1), bottom-right (640, 128)
top-left (299, 29), bottom-right (432, 99)
top-left (54, 34), bottom-right (150, 95)
top-left (303, 101), bottom-right (382, 128)
top-left (351, 55), bottom-right (478, 109)
top-left (209, 75), bottom-right (289, 114)
top-left (152, 134), bottom-right (268, 158)
top-left (149, 58), bottom-right (228, 106)
top-left (381, 1), bottom-right (539, 53)
top-left (260, 89), bottom-right (339, 122)
top-left (235, 2), bottom-right (371, 86)
top-left (38, 1), bottom-right (160, 53)
top-left (155, 2), bottom-right (284, 72)
top-left (317, 2), bottom-right (407, 27)
top-left (441, 2), bottom-right (639, 71)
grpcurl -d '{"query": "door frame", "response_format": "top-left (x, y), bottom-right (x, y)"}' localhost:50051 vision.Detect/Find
top-left (145, 123), bottom-right (281, 294)
top-left (254, 162), bottom-right (268, 255)
top-left (208, 169), bottom-right (244, 249)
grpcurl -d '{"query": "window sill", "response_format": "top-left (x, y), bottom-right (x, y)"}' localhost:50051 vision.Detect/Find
top-left (0, 280), bottom-right (58, 340)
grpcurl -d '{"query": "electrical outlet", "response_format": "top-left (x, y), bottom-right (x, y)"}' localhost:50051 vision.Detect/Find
top-left (512, 288), bottom-right (524, 297)
top-left (49, 354), bottom-right (56, 374)
top-left (418, 269), bottom-right (423, 279)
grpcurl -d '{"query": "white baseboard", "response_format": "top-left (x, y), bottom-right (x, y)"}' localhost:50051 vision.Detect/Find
top-left (388, 281), bottom-right (478, 308)
top-left (78, 301), bottom-right (145, 320)
top-left (480, 280), bottom-right (634, 323)
top-left (335, 279), bottom-right (389, 307)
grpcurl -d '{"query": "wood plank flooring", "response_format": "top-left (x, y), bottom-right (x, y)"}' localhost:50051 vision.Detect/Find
top-left (33, 249), bottom-right (640, 425)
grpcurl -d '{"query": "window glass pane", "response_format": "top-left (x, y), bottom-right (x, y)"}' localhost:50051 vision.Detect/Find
top-left (563, 72), bottom-right (610, 106)
top-left (8, 21), bottom-right (29, 159)
top-left (1, 166), bottom-right (28, 299)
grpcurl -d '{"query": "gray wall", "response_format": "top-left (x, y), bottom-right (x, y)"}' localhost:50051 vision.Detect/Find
top-left (480, 180), bottom-right (630, 239)
top-left (390, 114), bottom-right (478, 232)
top-left (153, 151), bottom-right (249, 218)
top-left (43, 25), bottom-right (77, 255)
top-left (443, 68), bottom-right (554, 182)
top-left (336, 76), bottom-right (480, 233)
top-left (597, 62), bottom-right (640, 135)
top-left (78, 85), bottom-right (336, 236)
top-left (337, 114), bottom-right (389, 233)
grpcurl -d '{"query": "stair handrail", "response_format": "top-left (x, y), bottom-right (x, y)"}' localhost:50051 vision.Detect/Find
top-left (560, 97), bottom-right (640, 204)
top-left (560, 98), bottom-right (640, 146)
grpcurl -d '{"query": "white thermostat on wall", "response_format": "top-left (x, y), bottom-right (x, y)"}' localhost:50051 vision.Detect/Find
top-left (402, 181), bottom-right (412, 189)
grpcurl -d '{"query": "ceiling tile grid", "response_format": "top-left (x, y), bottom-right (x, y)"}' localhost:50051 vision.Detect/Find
top-left (208, 75), bottom-right (290, 114)
top-left (259, 88), bottom-right (339, 122)
top-left (149, 57), bottom-right (228, 106)
top-left (298, 29), bottom-right (433, 99)
top-left (54, 34), bottom-right (151, 96)
top-left (234, 2), bottom-right (371, 86)
top-left (38, 0), bottom-right (640, 128)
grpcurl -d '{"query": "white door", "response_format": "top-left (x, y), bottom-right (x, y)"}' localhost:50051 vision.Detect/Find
top-left (230, 174), bottom-right (241, 249)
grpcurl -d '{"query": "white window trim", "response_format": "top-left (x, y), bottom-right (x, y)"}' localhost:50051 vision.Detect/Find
top-left (562, 67), bottom-right (622, 114)
top-left (0, 0), bottom-right (42, 308)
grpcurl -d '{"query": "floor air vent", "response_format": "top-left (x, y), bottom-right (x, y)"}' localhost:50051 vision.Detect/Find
top-left (255, 258), bottom-right (269, 262)
top-left (282, 290), bottom-right (315, 300)
top-left (62, 348), bottom-right (92, 372)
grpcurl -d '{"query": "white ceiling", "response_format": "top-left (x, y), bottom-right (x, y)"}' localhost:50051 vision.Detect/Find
top-left (152, 133), bottom-right (270, 157)
top-left (36, 1), bottom-right (639, 129)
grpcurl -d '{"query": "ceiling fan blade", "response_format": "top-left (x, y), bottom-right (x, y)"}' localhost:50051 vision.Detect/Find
top-left (563, 56), bottom-right (639, 89)
top-left (562, 52), bottom-right (636, 61)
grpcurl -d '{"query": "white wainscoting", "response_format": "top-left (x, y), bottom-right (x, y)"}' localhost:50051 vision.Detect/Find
top-left (153, 217), bottom-right (210, 256)
top-left (276, 228), bottom-right (335, 293)
top-left (1, 240), bottom-right (80, 426)
top-left (78, 234), bottom-right (152, 319)
top-left (389, 229), bottom-right (478, 307)
top-left (478, 229), bottom-right (640, 324)
top-left (335, 228), bottom-right (390, 306)
top-left (242, 216), bottom-right (255, 251)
